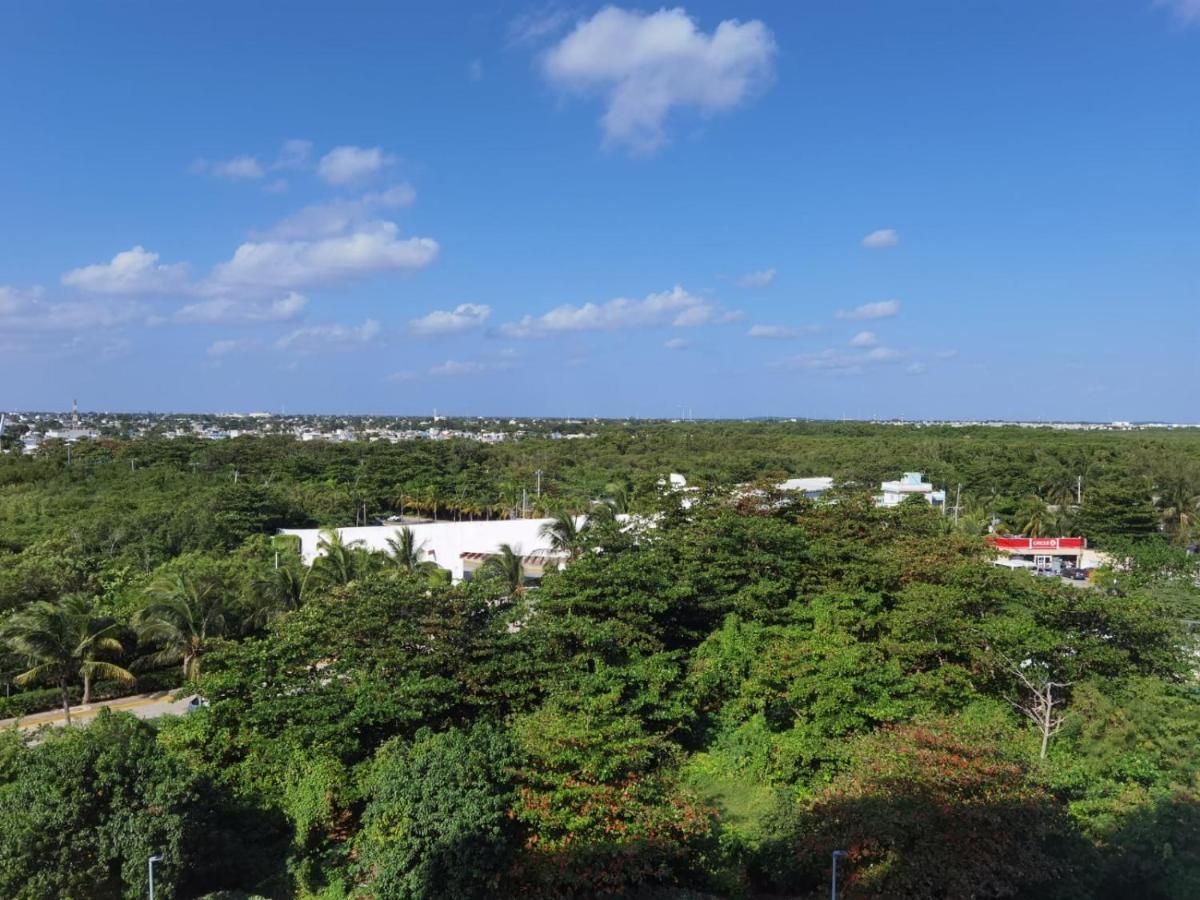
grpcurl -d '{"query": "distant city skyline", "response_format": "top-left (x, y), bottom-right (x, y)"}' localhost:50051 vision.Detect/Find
top-left (1, 1), bottom-right (1197, 420)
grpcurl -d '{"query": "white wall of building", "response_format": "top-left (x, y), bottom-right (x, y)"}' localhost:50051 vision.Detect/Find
top-left (279, 518), bottom-right (575, 581)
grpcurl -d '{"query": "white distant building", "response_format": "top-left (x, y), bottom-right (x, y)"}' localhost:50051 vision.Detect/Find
top-left (278, 518), bottom-right (580, 582)
top-left (776, 476), bottom-right (834, 499)
top-left (877, 472), bottom-right (946, 508)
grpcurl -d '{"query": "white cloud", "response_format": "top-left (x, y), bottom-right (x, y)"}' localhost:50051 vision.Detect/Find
top-left (468, 59), bottom-right (484, 81)
top-left (835, 300), bottom-right (900, 321)
top-left (905, 362), bottom-right (928, 375)
top-left (192, 155), bottom-right (265, 180)
top-left (386, 370), bottom-right (419, 383)
top-left (209, 222), bottom-right (437, 291)
top-left (664, 336), bottom-right (691, 350)
top-left (192, 140), bottom-right (312, 183)
top-left (317, 145), bottom-right (395, 185)
top-left (61, 246), bottom-right (189, 295)
top-left (738, 267), bottom-right (776, 288)
top-left (542, 6), bottom-right (776, 154)
top-left (861, 228), bottom-right (899, 249)
top-left (781, 345), bottom-right (905, 375)
top-left (848, 330), bottom-right (878, 347)
top-left (1158, 0), bottom-right (1200, 23)
top-left (499, 285), bottom-right (733, 337)
top-left (264, 185), bottom-right (416, 240)
top-left (177, 292), bottom-right (308, 324)
top-left (935, 348), bottom-right (959, 359)
top-left (207, 338), bottom-right (259, 357)
top-left (213, 155), bottom-right (265, 179)
top-left (747, 323), bottom-right (814, 339)
top-left (0, 285), bottom-right (144, 332)
top-left (429, 359), bottom-right (488, 377)
top-left (509, 6), bottom-right (573, 45)
top-left (409, 303), bottom-right (491, 336)
top-left (275, 139), bottom-right (313, 170)
top-left (275, 319), bottom-right (381, 353)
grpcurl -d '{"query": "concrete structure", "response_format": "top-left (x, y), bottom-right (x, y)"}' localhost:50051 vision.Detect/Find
top-left (877, 472), bottom-right (946, 508)
top-left (776, 476), bottom-right (834, 499)
top-left (279, 518), bottom-right (582, 582)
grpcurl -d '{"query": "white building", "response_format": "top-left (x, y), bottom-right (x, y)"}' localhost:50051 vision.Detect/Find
top-left (877, 472), bottom-right (946, 508)
top-left (278, 517), bottom-right (582, 582)
top-left (776, 476), bottom-right (834, 499)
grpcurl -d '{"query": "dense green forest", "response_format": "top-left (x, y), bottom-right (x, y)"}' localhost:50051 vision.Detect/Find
top-left (0, 423), bottom-right (1198, 898)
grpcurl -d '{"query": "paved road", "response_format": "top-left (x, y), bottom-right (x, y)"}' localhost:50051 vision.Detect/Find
top-left (0, 690), bottom-right (195, 731)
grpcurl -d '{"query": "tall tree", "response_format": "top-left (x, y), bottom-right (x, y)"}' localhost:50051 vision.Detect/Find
top-left (538, 512), bottom-right (586, 560)
top-left (307, 527), bottom-right (369, 588)
top-left (135, 572), bottom-right (227, 680)
top-left (480, 544), bottom-right (526, 596)
top-left (2, 595), bottom-right (133, 721)
top-left (385, 527), bottom-right (438, 575)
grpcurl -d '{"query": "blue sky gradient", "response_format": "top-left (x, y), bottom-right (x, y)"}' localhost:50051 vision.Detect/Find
top-left (1, 1), bottom-right (1197, 419)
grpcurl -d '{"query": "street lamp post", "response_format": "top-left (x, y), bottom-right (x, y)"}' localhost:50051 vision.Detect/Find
top-left (148, 853), bottom-right (163, 900)
top-left (831, 849), bottom-right (848, 900)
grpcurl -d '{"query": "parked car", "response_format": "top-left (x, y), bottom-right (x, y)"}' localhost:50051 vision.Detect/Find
top-left (186, 696), bottom-right (210, 713)
top-left (1072, 568), bottom-right (1092, 581)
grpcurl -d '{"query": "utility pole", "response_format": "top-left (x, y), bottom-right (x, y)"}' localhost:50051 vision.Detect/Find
top-left (831, 849), bottom-right (848, 900)
top-left (535, 469), bottom-right (544, 499)
top-left (148, 853), bottom-right (163, 900)
top-left (1076, 475), bottom-right (1082, 506)
top-left (948, 484), bottom-right (963, 527)
top-left (521, 487), bottom-right (528, 518)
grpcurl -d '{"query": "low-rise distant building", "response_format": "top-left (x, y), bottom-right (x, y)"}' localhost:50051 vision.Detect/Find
top-left (279, 518), bottom-right (580, 582)
top-left (776, 476), bottom-right (834, 499)
top-left (877, 472), bottom-right (946, 508)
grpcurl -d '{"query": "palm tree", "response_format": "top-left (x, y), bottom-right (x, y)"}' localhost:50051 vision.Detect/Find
top-left (1155, 474), bottom-right (1200, 543)
top-left (3, 595), bottom-right (133, 723)
top-left (308, 527), bottom-right (368, 588)
top-left (1018, 497), bottom-right (1049, 537)
top-left (539, 512), bottom-right (586, 560)
top-left (135, 572), bottom-right (227, 680)
top-left (385, 527), bottom-right (438, 574)
top-left (248, 562), bottom-right (307, 628)
top-left (480, 543), bottom-right (526, 596)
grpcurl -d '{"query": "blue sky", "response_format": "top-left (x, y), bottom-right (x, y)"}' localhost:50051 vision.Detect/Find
top-left (1, 1), bottom-right (1197, 420)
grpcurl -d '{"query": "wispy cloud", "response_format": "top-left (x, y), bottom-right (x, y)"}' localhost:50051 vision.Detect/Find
top-left (61, 246), bottom-right (189, 295)
top-left (1158, 0), bottom-right (1200, 24)
top-left (207, 338), bottom-right (260, 357)
top-left (861, 228), bottom-right (899, 249)
top-left (275, 319), bottom-right (381, 353)
top-left (409, 303), bottom-right (491, 336)
top-left (835, 300), bottom-right (900, 321)
top-left (500, 285), bottom-right (737, 337)
top-left (316, 145), bottom-right (396, 185)
top-left (177, 292), bottom-right (308, 325)
top-left (263, 184), bottom-right (416, 240)
top-left (541, 6), bottom-right (777, 154)
top-left (747, 323), bottom-right (816, 340)
top-left (508, 4), bottom-right (574, 45)
top-left (738, 267), bottom-right (776, 288)
top-left (664, 336), bottom-right (691, 350)
top-left (848, 330), bottom-right (878, 347)
top-left (429, 359), bottom-right (489, 377)
top-left (0, 285), bottom-right (144, 333)
top-left (779, 345), bottom-right (905, 375)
